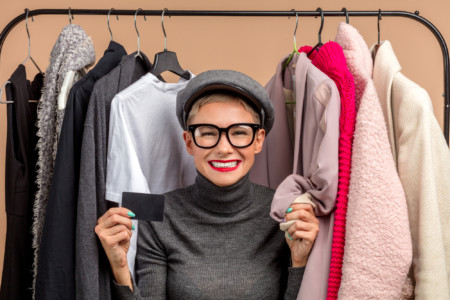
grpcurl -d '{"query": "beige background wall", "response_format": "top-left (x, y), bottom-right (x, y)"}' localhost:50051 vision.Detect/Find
top-left (1, 0), bottom-right (450, 284)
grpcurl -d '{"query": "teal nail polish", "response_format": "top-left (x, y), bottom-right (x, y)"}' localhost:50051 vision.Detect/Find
top-left (286, 207), bottom-right (293, 213)
top-left (287, 232), bottom-right (291, 238)
top-left (132, 224), bottom-right (135, 230)
top-left (128, 211), bottom-right (136, 218)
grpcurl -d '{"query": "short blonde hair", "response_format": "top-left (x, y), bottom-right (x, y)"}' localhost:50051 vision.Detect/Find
top-left (186, 92), bottom-right (261, 125)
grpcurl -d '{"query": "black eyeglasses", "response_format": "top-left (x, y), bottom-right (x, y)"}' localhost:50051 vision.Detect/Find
top-left (188, 123), bottom-right (261, 149)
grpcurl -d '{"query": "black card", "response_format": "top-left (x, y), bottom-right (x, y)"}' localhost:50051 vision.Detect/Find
top-left (122, 192), bottom-right (165, 222)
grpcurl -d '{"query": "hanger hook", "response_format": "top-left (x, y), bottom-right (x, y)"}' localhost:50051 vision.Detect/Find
top-left (134, 8), bottom-right (146, 56)
top-left (342, 8), bottom-right (349, 24)
top-left (107, 8), bottom-right (119, 41)
top-left (378, 9), bottom-right (382, 44)
top-left (161, 8), bottom-right (168, 51)
top-left (68, 7), bottom-right (74, 24)
top-left (288, 9), bottom-right (299, 49)
top-left (24, 9), bottom-right (32, 57)
top-left (316, 8), bottom-right (324, 44)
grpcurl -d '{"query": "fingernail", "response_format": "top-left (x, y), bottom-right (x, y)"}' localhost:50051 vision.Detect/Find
top-left (286, 207), bottom-right (293, 213)
top-left (287, 232), bottom-right (291, 238)
top-left (128, 211), bottom-right (136, 217)
top-left (132, 224), bottom-right (135, 230)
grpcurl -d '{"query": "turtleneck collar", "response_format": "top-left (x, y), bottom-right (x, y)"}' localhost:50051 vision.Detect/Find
top-left (193, 171), bottom-right (253, 214)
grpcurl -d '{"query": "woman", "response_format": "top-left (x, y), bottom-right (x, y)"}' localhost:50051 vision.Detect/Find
top-left (95, 70), bottom-right (319, 299)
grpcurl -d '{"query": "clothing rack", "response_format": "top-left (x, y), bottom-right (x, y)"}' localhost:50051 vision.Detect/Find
top-left (0, 8), bottom-right (449, 144)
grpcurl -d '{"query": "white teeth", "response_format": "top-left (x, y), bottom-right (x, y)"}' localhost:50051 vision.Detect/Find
top-left (211, 161), bottom-right (238, 168)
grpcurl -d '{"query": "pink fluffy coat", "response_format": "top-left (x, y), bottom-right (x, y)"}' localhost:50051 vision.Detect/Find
top-left (335, 23), bottom-right (413, 299)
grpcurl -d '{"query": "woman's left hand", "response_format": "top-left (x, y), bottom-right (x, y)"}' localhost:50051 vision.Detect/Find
top-left (285, 203), bottom-right (319, 267)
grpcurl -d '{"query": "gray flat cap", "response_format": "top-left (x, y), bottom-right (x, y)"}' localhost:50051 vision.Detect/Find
top-left (176, 70), bottom-right (275, 134)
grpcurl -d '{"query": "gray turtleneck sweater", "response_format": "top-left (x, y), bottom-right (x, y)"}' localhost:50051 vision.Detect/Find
top-left (112, 173), bottom-right (304, 299)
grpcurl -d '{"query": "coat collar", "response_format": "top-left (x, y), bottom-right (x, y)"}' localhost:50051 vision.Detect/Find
top-left (371, 40), bottom-right (402, 159)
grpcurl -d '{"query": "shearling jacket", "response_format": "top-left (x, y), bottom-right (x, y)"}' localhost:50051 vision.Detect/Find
top-left (335, 22), bottom-right (413, 299)
top-left (372, 40), bottom-right (450, 299)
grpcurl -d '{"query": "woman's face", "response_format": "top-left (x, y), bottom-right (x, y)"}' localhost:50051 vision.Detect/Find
top-left (183, 101), bottom-right (265, 187)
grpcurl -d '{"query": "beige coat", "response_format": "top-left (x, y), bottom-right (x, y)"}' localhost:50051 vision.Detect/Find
top-left (372, 40), bottom-right (450, 299)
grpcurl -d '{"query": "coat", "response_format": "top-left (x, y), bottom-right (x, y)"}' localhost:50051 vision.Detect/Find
top-left (372, 40), bottom-right (450, 299)
top-left (253, 52), bottom-right (340, 300)
top-left (76, 52), bottom-right (153, 300)
top-left (335, 22), bottom-right (413, 299)
top-left (32, 24), bottom-right (95, 299)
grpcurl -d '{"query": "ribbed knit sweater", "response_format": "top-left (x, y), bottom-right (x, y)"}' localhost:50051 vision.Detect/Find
top-left (299, 42), bottom-right (356, 300)
top-left (112, 172), bottom-right (304, 299)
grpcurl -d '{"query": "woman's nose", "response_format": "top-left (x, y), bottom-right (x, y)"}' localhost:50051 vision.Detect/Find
top-left (215, 132), bottom-right (233, 154)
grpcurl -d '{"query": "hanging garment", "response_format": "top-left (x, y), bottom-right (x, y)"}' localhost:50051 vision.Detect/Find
top-left (0, 65), bottom-right (43, 300)
top-left (259, 52), bottom-right (340, 300)
top-left (335, 22), bottom-right (413, 299)
top-left (105, 71), bottom-right (196, 275)
top-left (298, 42), bottom-right (356, 300)
top-left (372, 40), bottom-right (450, 299)
top-left (76, 52), bottom-right (153, 300)
top-left (31, 23), bottom-right (95, 298)
top-left (34, 41), bottom-right (126, 300)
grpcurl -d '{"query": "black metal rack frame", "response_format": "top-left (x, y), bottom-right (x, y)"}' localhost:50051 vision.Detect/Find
top-left (0, 8), bottom-right (448, 144)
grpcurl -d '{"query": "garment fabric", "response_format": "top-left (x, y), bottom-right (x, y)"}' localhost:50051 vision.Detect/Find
top-left (255, 52), bottom-right (340, 300)
top-left (335, 22), bottom-right (413, 299)
top-left (112, 172), bottom-right (304, 300)
top-left (372, 40), bottom-right (450, 299)
top-left (34, 41), bottom-right (126, 300)
top-left (76, 52), bottom-right (153, 300)
top-left (31, 24), bottom-right (95, 298)
top-left (105, 71), bottom-right (196, 274)
top-left (0, 65), bottom-right (42, 300)
top-left (298, 42), bottom-right (356, 299)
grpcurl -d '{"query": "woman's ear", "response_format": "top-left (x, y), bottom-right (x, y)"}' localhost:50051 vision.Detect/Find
top-left (183, 131), bottom-right (195, 155)
top-left (254, 129), bottom-right (266, 154)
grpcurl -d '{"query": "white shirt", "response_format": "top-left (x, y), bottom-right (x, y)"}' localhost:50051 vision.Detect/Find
top-left (106, 72), bottom-right (196, 275)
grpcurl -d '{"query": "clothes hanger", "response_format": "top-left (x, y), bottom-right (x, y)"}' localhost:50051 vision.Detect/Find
top-left (22, 9), bottom-right (43, 75)
top-left (134, 8), bottom-right (146, 59)
top-left (0, 8), bottom-right (42, 104)
top-left (307, 8), bottom-right (324, 56)
top-left (68, 7), bottom-right (74, 24)
top-left (282, 9), bottom-right (300, 72)
top-left (372, 9), bottom-right (382, 60)
top-left (342, 7), bottom-right (349, 24)
top-left (107, 8), bottom-right (119, 42)
top-left (150, 8), bottom-right (191, 80)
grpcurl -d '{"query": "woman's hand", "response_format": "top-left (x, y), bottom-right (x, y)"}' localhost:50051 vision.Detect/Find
top-left (95, 207), bottom-right (134, 288)
top-left (285, 203), bottom-right (319, 267)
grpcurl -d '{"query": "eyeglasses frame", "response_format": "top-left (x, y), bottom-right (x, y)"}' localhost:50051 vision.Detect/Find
top-left (187, 123), bottom-right (261, 149)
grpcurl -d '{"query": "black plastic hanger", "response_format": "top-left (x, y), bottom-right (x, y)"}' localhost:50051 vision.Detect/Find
top-left (150, 8), bottom-right (191, 80)
top-left (342, 7), bottom-right (349, 24)
top-left (307, 8), bottom-right (324, 56)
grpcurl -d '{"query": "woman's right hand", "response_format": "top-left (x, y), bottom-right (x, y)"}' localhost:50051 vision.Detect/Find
top-left (95, 207), bottom-right (134, 286)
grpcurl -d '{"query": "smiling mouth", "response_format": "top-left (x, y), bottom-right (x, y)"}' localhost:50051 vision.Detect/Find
top-left (209, 160), bottom-right (241, 172)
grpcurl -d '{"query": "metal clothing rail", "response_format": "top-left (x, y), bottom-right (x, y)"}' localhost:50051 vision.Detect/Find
top-left (0, 8), bottom-right (449, 144)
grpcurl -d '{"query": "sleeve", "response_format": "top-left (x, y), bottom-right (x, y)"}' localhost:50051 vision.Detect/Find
top-left (111, 221), bottom-right (168, 300)
top-left (271, 79), bottom-right (340, 221)
top-left (283, 267), bottom-right (305, 300)
top-left (106, 95), bottom-right (150, 277)
top-left (76, 87), bottom-right (108, 300)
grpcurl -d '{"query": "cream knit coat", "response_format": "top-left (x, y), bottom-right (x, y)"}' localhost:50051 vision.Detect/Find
top-left (335, 23), bottom-right (413, 299)
top-left (372, 40), bottom-right (450, 299)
